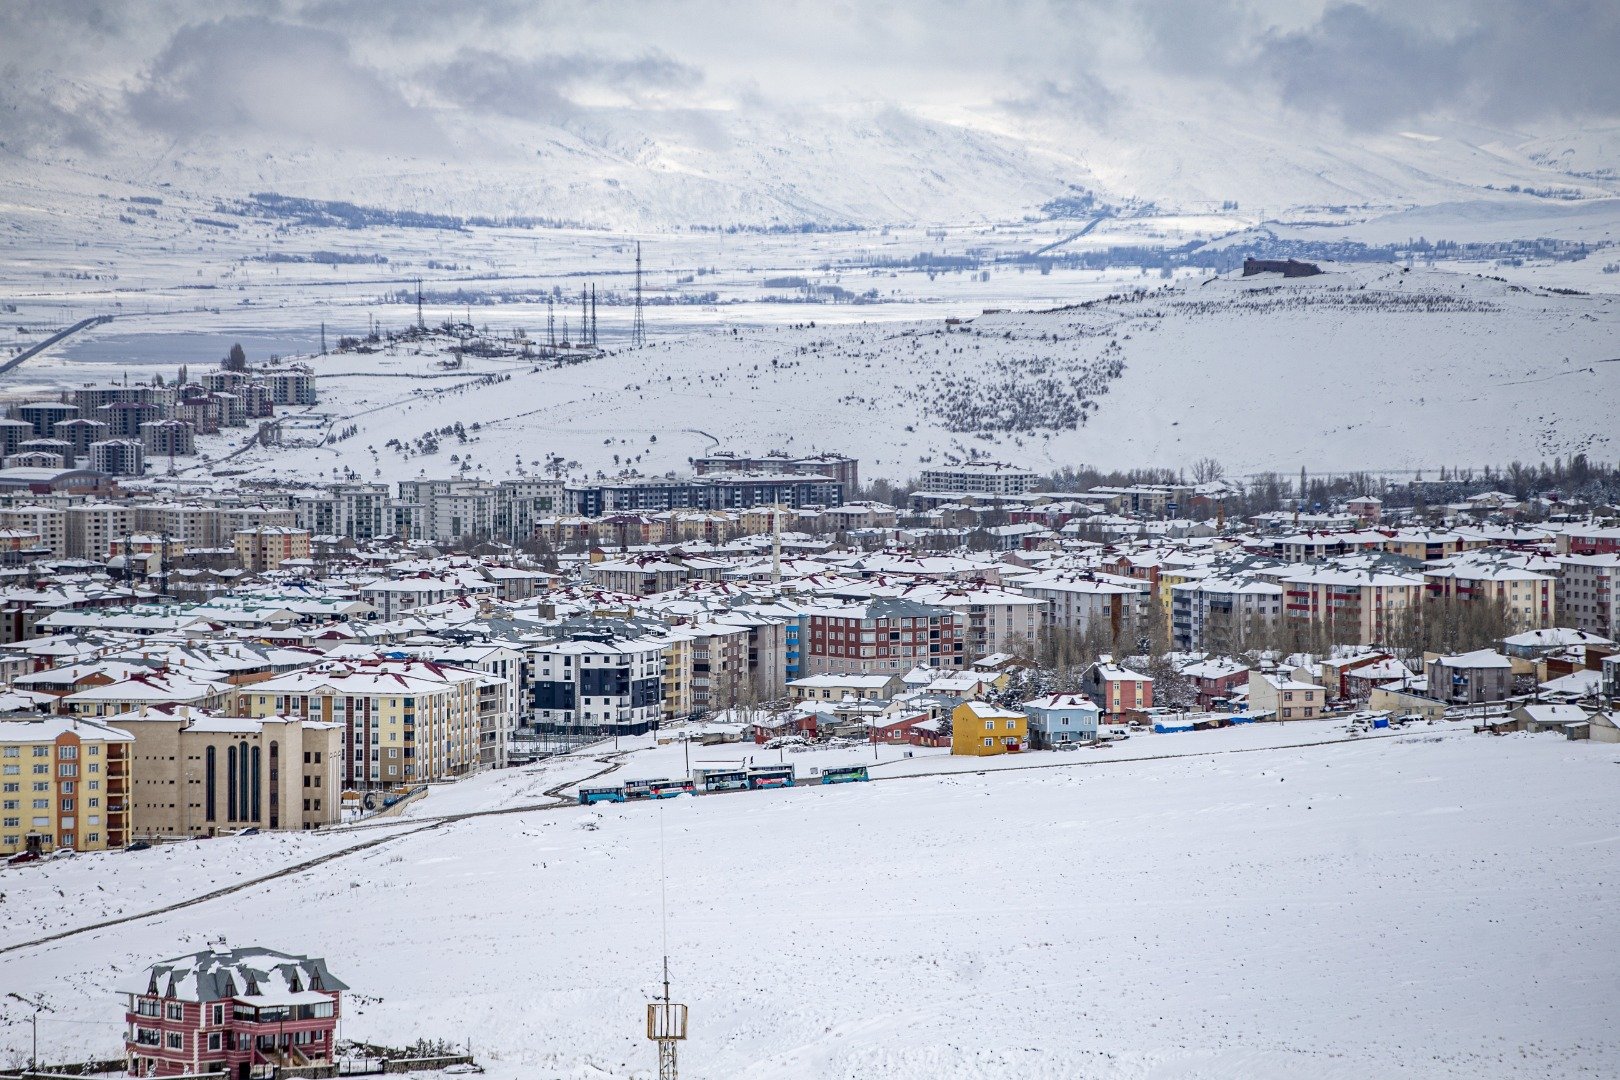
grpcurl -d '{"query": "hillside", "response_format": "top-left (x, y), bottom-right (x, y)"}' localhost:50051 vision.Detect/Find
top-left (3, 727), bottom-right (1616, 1078)
top-left (164, 263), bottom-right (1618, 486)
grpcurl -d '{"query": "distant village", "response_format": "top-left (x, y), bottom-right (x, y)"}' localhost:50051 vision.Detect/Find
top-left (0, 430), bottom-right (1613, 873)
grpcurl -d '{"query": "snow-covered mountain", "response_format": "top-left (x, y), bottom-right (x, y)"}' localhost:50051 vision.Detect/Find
top-left (9, 92), bottom-right (1620, 231)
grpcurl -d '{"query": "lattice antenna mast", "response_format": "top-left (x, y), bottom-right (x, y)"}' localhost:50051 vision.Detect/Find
top-left (547, 298), bottom-right (556, 349)
top-left (646, 802), bottom-right (686, 1079)
top-left (631, 242), bottom-right (647, 347)
top-left (416, 278), bottom-right (424, 330)
top-left (591, 284), bottom-right (598, 346)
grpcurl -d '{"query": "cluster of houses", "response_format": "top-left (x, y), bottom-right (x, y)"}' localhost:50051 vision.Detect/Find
top-left (1, 451), bottom-right (1618, 858)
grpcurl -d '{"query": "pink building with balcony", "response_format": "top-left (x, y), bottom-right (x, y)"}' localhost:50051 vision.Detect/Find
top-left (124, 947), bottom-right (346, 1079)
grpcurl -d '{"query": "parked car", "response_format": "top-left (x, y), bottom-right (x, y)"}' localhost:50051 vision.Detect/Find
top-left (125, 840), bottom-right (152, 852)
top-left (238, 827), bottom-right (260, 836)
top-left (7, 850), bottom-right (41, 865)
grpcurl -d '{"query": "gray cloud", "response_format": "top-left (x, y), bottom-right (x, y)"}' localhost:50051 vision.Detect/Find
top-left (423, 49), bottom-right (703, 123)
top-left (0, 0), bottom-right (1616, 165)
top-left (1254, 1), bottom-right (1620, 130)
top-left (125, 15), bottom-right (444, 152)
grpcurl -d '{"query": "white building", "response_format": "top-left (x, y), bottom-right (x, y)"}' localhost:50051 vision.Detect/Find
top-left (918, 461), bottom-right (1038, 497)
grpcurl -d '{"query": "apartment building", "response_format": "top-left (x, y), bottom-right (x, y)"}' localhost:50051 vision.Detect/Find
top-left (109, 706), bottom-right (342, 837)
top-left (797, 597), bottom-right (966, 676)
top-left (235, 527), bottom-right (313, 572)
top-left (243, 659), bottom-right (494, 789)
top-left (1557, 554), bottom-right (1620, 639)
top-left (0, 715), bottom-right (133, 855)
top-left (531, 632), bottom-right (666, 735)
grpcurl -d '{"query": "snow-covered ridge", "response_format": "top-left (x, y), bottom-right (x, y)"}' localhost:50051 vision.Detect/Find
top-left (145, 263), bottom-right (1618, 485)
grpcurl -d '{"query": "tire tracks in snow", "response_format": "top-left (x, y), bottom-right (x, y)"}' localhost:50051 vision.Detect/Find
top-left (1, 730), bottom-right (1447, 956)
top-left (0, 754), bottom-right (629, 957)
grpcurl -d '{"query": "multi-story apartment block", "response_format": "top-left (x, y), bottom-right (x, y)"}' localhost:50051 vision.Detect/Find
top-left (798, 597), bottom-right (966, 675)
top-left (243, 659), bottom-right (494, 789)
top-left (67, 501), bottom-right (135, 560)
top-left (89, 438), bottom-right (145, 477)
top-left (0, 504), bottom-right (66, 556)
top-left (396, 479), bottom-right (501, 542)
top-left (495, 477), bottom-right (566, 543)
top-left (1171, 576), bottom-right (1284, 651)
top-left (234, 527), bottom-right (312, 572)
top-left (531, 632), bottom-right (666, 734)
top-left (1021, 571), bottom-right (1150, 638)
top-left (0, 715), bottom-right (132, 856)
top-left (917, 461), bottom-right (1037, 498)
top-left (1275, 566), bottom-right (1426, 644)
top-left (1423, 561), bottom-right (1556, 629)
top-left (692, 450), bottom-right (859, 498)
top-left (1558, 554), bottom-right (1620, 639)
top-left (292, 483), bottom-right (392, 540)
top-left (109, 707), bottom-right (341, 838)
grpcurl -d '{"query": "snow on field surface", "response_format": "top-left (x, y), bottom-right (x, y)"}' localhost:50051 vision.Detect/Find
top-left (152, 262), bottom-right (1619, 485)
top-left (4, 730), bottom-right (1618, 1079)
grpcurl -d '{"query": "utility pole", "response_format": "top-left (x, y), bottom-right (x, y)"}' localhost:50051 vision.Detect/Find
top-left (631, 242), bottom-right (647, 347)
top-left (8, 992), bottom-right (52, 1070)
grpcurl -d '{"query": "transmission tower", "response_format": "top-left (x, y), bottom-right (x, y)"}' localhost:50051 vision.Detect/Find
top-left (631, 242), bottom-right (647, 347)
top-left (547, 298), bottom-right (556, 349)
top-left (590, 284), bottom-right (598, 346)
top-left (416, 278), bottom-right (425, 330)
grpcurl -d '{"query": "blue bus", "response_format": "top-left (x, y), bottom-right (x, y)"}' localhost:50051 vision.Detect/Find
top-left (746, 764), bottom-right (795, 790)
top-left (647, 779), bottom-right (695, 798)
top-left (578, 785), bottom-right (626, 805)
top-left (692, 768), bottom-right (749, 793)
top-left (622, 778), bottom-right (670, 800)
top-left (821, 764), bottom-right (870, 784)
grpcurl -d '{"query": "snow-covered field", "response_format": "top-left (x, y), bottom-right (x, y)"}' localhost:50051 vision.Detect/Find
top-left (83, 262), bottom-right (1612, 485)
top-left (4, 728), bottom-right (1617, 1079)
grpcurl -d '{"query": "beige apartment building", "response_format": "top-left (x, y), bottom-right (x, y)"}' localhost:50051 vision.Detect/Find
top-left (108, 706), bottom-right (342, 838)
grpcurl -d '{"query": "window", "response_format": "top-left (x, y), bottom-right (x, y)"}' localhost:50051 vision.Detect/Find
top-left (983, 720), bottom-right (993, 731)
top-left (31, 746), bottom-right (47, 757)
top-left (208, 1032), bottom-right (222, 1051)
top-left (982, 737), bottom-right (993, 747)
top-left (1282, 708), bottom-right (1293, 719)
top-left (0, 747), bottom-right (15, 758)
top-left (212, 1004), bottom-right (224, 1025)
top-left (1006, 720), bottom-right (1016, 730)
top-left (166, 1032), bottom-right (183, 1050)
top-left (166, 1002), bottom-right (184, 1021)
top-left (58, 745), bottom-right (77, 760)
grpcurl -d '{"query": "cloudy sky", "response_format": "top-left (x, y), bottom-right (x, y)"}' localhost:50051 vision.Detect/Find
top-left (0, 0), bottom-right (1612, 161)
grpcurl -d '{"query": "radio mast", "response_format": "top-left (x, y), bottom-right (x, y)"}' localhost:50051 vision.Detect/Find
top-left (631, 242), bottom-right (647, 347)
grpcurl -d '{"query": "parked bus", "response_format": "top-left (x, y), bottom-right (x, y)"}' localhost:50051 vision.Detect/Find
top-left (622, 778), bottom-right (670, 800)
top-left (746, 764), bottom-right (795, 790)
top-left (692, 768), bottom-right (749, 793)
top-left (578, 785), bottom-right (626, 805)
top-left (821, 764), bottom-right (870, 784)
top-left (647, 779), bottom-right (695, 798)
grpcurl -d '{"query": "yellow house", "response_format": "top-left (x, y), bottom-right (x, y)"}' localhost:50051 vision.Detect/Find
top-left (951, 700), bottom-right (1027, 756)
top-left (0, 715), bottom-right (134, 855)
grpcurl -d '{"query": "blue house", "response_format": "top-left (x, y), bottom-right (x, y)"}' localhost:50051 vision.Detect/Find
top-left (1021, 693), bottom-right (1101, 747)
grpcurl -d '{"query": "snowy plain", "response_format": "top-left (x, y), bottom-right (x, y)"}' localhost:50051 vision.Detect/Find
top-left (3, 726), bottom-right (1618, 1079)
top-left (67, 262), bottom-right (1612, 487)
